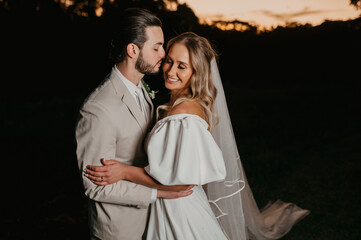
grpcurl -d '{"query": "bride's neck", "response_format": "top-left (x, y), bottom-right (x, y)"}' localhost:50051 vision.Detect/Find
top-left (169, 89), bottom-right (190, 106)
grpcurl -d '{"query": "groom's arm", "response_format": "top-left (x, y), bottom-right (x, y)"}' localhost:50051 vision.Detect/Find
top-left (85, 159), bottom-right (194, 192)
top-left (76, 102), bottom-right (152, 209)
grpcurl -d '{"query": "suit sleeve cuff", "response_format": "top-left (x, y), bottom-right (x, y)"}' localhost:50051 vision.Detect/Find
top-left (150, 188), bottom-right (157, 203)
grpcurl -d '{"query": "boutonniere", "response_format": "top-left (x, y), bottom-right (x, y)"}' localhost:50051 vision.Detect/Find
top-left (142, 79), bottom-right (158, 100)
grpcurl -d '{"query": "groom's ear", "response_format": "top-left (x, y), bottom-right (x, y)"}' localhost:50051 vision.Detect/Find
top-left (126, 43), bottom-right (140, 59)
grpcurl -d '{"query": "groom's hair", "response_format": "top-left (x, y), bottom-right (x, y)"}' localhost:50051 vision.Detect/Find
top-left (110, 8), bottom-right (162, 63)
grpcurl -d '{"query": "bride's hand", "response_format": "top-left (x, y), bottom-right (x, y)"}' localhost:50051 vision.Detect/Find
top-left (84, 159), bottom-right (128, 186)
top-left (161, 184), bottom-right (194, 192)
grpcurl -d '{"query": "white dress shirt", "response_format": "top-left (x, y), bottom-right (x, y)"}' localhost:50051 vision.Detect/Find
top-left (113, 65), bottom-right (157, 203)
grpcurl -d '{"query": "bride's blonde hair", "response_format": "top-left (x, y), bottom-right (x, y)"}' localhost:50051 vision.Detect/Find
top-left (158, 32), bottom-right (218, 130)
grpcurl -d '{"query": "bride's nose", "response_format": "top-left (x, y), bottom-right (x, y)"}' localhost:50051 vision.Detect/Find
top-left (167, 64), bottom-right (177, 76)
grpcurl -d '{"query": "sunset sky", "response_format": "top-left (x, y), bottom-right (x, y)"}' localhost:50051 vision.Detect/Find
top-left (179, 0), bottom-right (361, 29)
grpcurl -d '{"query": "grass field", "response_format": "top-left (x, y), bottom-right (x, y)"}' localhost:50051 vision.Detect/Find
top-left (1, 78), bottom-right (360, 239)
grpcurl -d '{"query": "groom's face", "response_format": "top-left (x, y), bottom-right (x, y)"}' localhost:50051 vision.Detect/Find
top-left (135, 26), bottom-right (165, 75)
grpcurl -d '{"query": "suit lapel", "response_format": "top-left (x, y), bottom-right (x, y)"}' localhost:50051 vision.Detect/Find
top-left (109, 69), bottom-right (147, 134)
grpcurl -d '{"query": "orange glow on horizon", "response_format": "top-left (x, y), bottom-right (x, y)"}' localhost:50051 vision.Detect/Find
top-left (179, 0), bottom-right (361, 30)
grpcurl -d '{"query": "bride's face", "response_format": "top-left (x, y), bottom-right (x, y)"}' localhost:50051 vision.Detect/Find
top-left (162, 43), bottom-right (193, 94)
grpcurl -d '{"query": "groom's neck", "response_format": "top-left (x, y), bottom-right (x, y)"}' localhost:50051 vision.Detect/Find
top-left (116, 61), bottom-right (144, 86)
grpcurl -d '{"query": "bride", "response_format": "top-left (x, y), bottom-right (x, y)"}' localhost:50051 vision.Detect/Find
top-left (85, 32), bottom-right (309, 239)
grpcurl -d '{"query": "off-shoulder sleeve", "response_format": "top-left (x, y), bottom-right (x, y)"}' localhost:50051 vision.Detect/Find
top-left (145, 114), bottom-right (226, 185)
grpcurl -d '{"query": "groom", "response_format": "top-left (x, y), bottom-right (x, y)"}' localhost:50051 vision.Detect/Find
top-left (76, 8), bottom-right (191, 240)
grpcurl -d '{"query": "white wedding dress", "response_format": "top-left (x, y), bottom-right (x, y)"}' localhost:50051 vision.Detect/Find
top-left (143, 59), bottom-right (309, 240)
top-left (144, 113), bottom-right (228, 240)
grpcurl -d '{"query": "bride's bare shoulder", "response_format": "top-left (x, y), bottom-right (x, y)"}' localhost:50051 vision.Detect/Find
top-left (168, 101), bottom-right (205, 119)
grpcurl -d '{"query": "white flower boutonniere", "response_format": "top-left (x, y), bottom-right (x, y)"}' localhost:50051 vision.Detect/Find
top-left (142, 80), bottom-right (158, 100)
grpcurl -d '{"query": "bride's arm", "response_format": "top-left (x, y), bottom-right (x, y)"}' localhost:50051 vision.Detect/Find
top-left (85, 159), bottom-right (192, 192)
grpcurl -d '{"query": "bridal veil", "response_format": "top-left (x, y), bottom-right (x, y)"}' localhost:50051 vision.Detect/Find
top-left (204, 58), bottom-right (310, 240)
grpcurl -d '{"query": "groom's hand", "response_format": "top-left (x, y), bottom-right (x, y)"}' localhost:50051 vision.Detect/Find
top-left (157, 189), bottom-right (193, 199)
top-left (85, 159), bottom-right (127, 185)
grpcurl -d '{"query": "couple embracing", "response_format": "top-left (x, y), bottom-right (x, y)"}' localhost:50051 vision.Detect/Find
top-left (76, 8), bottom-right (309, 240)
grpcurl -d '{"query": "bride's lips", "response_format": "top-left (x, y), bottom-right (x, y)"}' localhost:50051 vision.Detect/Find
top-left (165, 77), bottom-right (180, 83)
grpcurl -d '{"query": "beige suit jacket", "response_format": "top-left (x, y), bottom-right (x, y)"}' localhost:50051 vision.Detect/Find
top-left (76, 67), bottom-right (155, 240)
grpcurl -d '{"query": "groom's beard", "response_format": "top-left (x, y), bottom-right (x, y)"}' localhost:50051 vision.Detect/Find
top-left (135, 52), bottom-right (160, 75)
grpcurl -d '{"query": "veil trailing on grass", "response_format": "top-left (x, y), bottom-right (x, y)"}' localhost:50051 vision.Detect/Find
top-left (204, 58), bottom-right (310, 240)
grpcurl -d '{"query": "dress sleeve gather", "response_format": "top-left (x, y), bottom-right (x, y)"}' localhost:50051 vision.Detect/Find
top-left (145, 114), bottom-right (226, 185)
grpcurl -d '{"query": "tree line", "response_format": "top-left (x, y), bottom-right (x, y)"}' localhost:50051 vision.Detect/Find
top-left (0, 0), bottom-right (360, 98)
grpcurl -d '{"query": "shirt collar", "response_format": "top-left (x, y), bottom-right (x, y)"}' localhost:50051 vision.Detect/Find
top-left (113, 65), bottom-right (143, 95)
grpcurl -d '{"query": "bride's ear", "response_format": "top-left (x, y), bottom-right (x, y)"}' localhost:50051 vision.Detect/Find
top-left (126, 43), bottom-right (140, 59)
